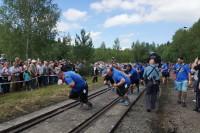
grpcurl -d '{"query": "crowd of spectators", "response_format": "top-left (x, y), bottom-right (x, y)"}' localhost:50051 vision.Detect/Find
top-left (0, 57), bottom-right (80, 94)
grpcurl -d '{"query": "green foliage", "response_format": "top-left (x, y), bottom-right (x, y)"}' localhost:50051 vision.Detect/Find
top-left (0, 0), bottom-right (60, 60)
top-left (113, 38), bottom-right (121, 50)
top-left (99, 41), bottom-right (106, 49)
top-left (0, 0), bottom-right (200, 63)
top-left (73, 29), bottom-right (94, 61)
top-left (157, 19), bottom-right (200, 63)
top-left (78, 63), bottom-right (93, 77)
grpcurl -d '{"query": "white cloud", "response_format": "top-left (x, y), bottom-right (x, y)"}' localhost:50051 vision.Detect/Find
top-left (90, 0), bottom-right (139, 12)
top-left (56, 21), bottom-right (79, 32)
top-left (63, 8), bottom-right (87, 21)
top-left (104, 14), bottom-right (143, 27)
top-left (94, 0), bottom-right (200, 27)
top-left (90, 31), bottom-right (102, 39)
top-left (119, 33), bottom-right (135, 49)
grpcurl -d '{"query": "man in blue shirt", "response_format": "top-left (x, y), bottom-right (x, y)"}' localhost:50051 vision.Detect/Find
top-left (135, 63), bottom-right (145, 84)
top-left (173, 57), bottom-right (191, 107)
top-left (58, 71), bottom-right (92, 109)
top-left (161, 62), bottom-right (170, 84)
top-left (126, 64), bottom-right (140, 94)
top-left (106, 67), bottom-right (131, 106)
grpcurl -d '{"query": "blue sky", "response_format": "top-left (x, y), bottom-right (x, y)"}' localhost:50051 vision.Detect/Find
top-left (56, 0), bottom-right (200, 49)
top-left (1, 0), bottom-right (200, 48)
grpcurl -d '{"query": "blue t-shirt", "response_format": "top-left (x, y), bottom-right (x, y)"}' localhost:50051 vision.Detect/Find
top-left (64, 71), bottom-right (86, 92)
top-left (136, 64), bottom-right (144, 72)
top-left (112, 68), bottom-right (131, 86)
top-left (128, 68), bottom-right (139, 81)
top-left (173, 63), bottom-right (191, 81)
top-left (23, 71), bottom-right (31, 81)
top-left (161, 63), bottom-right (169, 73)
top-left (135, 64), bottom-right (144, 77)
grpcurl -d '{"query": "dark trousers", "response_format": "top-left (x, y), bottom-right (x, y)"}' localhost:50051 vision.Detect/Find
top-left (196, 88), bottom-right (200, 110)
top-left (38, 76), bottom-right (44, 87)
top-left (116, 84), bottom-right (129, 97)
top-left (92, 76), bottom-right (98, 83)
top-left (69, 84), bottom-right (88, 103)
top-left (132, 79), bottom-right (140, 93)
top-left (31, 78), bottom-right (37, 89)
top-left (43, 76), bottom-right (49, 86)
top-left (1, 77), bottom-right (10, 93)
top-left (145, 81), bottom-right (159, 110)
top-left (49, 76), bottom-right (57, 85)
top-left (145, 92), bottom-right (158, 110)
top-left (25, 81), bottom-right (31, 91)
top-left (0, 77), bottom-right (3, 93)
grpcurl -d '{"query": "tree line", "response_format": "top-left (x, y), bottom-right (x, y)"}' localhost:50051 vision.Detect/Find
top-left (0, 0), bottom-right (200, 63)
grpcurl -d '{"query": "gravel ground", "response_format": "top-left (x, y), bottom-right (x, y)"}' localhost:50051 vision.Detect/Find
top-left (115, 83), bottom-right (200, 133)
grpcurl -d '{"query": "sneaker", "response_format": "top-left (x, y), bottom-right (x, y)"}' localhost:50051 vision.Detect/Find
top-left (119, 99), bottom-right (125, 103)
top-left (182, 102), bottom-right (186, 107)
top-left (121, 100), bottom-right (129, 106)
top-left (192, 99), bottom-right (196, 103)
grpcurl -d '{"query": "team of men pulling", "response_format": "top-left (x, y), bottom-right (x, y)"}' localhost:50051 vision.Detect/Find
top-left (57, 53), bottom-right (200, 112)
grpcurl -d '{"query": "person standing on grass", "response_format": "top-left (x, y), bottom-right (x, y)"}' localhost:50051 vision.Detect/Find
top-left (58, 69), bottom-right (93, 109)
top-left (0, 63), bottom-right (3, 94)
top-left (192, 57), bottom-right (200, 112)
top-left (37, 61), bottom-right (44, 87)
top-left (29, 60), bottom-right (38, 89)
top-left (23, 66), bottom-right (31, 91)
top-left (92, 64), bottom-right (99, 83)
top-left (43, 61), bottom-right (49, 86)
top-left (173, 57), bottom-right (192, 107)
top-left (1, 62), bottom-right (10, 93)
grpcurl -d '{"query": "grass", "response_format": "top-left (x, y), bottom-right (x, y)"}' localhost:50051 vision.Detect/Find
top-left (0, 76), bottom-right (103, 123)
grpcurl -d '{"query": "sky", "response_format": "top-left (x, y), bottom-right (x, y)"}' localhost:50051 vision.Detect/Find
top-left (1, 0), bottom-right (200, 49)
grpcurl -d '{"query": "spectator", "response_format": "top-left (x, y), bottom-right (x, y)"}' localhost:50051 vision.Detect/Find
top-left (43, 61), bottom-right (49, 86)
top-left (23, 66), bottom-right (31, 91)
top-left (37, 61), bottom-right (44, 87)
top-left (192, 57), bottom-right (200, 112)
top-left (1, 62), bottom-right (10, 93)
top-left (92, 64), bottom-right (99, 83)
top-left (0, 63), bottom-right (3, 94)
top-left (29, 59), bottom-right (38, 89)
top-left (48, 61), bottom-right (56, 84)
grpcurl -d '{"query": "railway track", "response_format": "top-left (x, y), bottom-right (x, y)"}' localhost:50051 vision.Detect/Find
top-left (69, 88), bottom-right (145, 133)
top-left (0, 87), bottom-right (111, 133)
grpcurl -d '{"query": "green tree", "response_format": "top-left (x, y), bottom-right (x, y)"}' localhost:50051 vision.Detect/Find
top-left (0, 0), bottom-right (60, 60)
top-left (113, 38), bottom-right (121, 50)
top-left (100, 41), bottom-right (106, 49)
top-left (73, 29), bottom-right (94, 61)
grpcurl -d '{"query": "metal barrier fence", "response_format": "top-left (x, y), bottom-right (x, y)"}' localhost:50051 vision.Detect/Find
top-left (0, 75), bottom-right (58, 93)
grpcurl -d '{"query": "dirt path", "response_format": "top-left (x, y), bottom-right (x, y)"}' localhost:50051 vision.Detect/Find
top-left (115, 83), bottom-right (200, 133)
